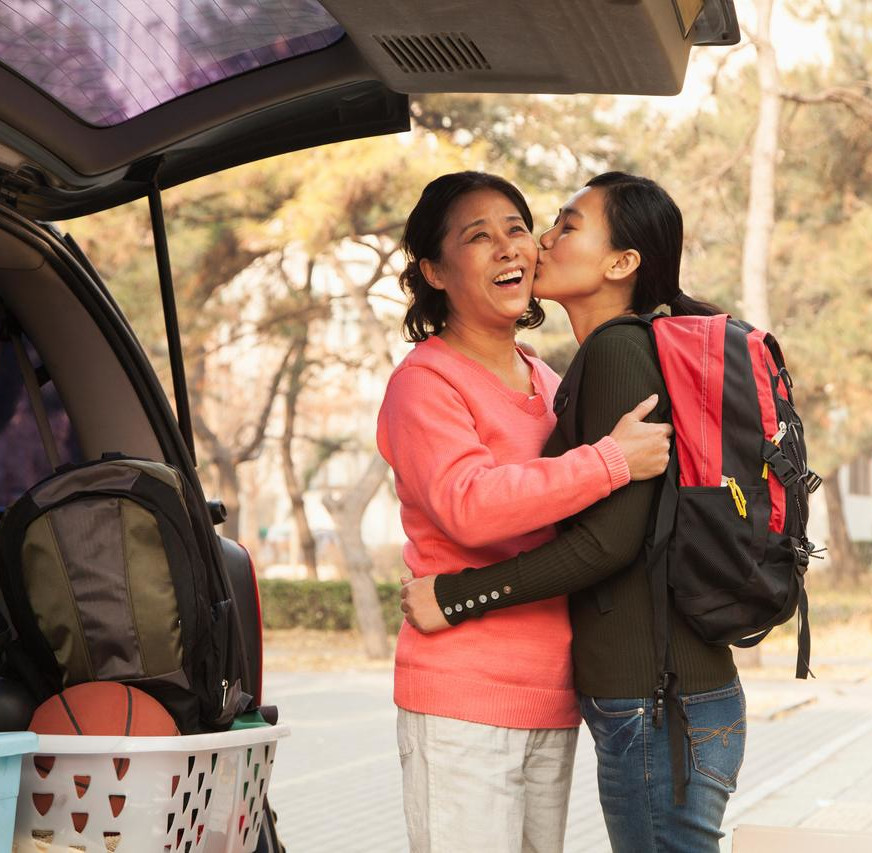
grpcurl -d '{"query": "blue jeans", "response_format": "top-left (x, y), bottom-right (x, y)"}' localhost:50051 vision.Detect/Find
top-left (579, 678), bottom-right (745, 853)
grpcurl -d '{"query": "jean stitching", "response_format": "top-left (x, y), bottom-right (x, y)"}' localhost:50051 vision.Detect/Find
top-left (688, 716), bottom-right (747, 747)
top-left (642, 705), bottom-right (661, 851)
top-left (688, 712), bottom-right (746, 786)
top-left (682, 682), bottom-right (741, 707)
top-left (587, 696), bottom-right (645, 718)
top-left (690, 752), bottom-right (742, 786)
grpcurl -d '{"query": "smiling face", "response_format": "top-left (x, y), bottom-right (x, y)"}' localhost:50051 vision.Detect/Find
top-left (420, 188), bottom-right (538, 333)
top-left (534, 185), bottom-right (638, 308)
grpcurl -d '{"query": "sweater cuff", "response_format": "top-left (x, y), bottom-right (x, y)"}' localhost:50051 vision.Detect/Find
top-left (593, 436), bottom-right (631, 490)
top-left (433, 572), bottom-right (473, 626)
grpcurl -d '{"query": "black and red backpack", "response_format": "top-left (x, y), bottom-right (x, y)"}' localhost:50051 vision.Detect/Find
top-left (558, 312), bottom-right (821, 800)
top-left (643, 313), bottom-right (820, 678)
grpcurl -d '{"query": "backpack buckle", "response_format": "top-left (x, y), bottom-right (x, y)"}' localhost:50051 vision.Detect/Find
top-left (653, 687), bottom-right (666, 728)
top-left (804, 470), bottom-right (822, 493)
top-left (652, 672), bottom-right (670, 728)
top-left (761, 442), bottom-right (803, 486)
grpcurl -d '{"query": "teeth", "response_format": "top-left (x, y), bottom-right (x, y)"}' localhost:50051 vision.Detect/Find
top-left (493, 269), bottom-right (523, 284)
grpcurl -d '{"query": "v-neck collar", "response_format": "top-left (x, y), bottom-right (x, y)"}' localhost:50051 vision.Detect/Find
top-left (425, 335), bottom-right (548, 416)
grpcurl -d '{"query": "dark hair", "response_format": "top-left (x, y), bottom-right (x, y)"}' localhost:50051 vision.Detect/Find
top-left (399, 171), bottom-right (545, 341)
top-left (585, 172), bottom-right (722, 316)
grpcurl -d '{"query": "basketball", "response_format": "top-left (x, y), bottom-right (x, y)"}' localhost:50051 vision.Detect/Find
top-left (28, 681), bottom-right (179, 737)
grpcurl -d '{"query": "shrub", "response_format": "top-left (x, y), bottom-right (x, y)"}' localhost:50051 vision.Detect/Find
top-left (259, 579), bottom-right (404, 633)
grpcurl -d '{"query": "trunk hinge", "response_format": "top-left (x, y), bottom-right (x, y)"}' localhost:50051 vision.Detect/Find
top-left (0, 167), bottom-right (45, 209)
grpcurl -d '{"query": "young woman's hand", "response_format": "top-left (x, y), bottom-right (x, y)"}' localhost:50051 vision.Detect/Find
top-left (400, 575), bottom-right (451, 633)
top-left (609, 394), bottom-right (672, 481)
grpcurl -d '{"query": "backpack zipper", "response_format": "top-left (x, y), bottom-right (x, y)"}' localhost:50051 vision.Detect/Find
top-left (721, 476), bottom-right (747, 518)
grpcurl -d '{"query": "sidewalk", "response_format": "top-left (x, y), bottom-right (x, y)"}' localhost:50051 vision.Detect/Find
top-left (722, 667), bottom-right (872, 849)
top-left (262, 651), bottom-right (872, 852)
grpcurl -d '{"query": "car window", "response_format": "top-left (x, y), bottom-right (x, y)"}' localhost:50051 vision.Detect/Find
top-left (0, 0), bottom-right (344, 127)
top-left (0, 338), bottom-right (82, 509)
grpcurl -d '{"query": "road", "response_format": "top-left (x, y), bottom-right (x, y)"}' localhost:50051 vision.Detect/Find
top-left (262, 665), bottom-right (872, 852)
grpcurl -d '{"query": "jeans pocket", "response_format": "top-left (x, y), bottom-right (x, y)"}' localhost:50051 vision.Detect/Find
top-left (683, 681), bottom-right (746, 789)
top-left (580, 695), bottom-right (644, 756)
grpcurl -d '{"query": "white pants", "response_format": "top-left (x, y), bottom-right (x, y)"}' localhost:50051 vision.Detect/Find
top-left (397, 709), bottom-right (579, 853)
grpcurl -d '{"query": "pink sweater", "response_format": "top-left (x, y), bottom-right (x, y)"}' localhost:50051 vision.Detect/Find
top-left (376, 336), bottom-right (630, 729)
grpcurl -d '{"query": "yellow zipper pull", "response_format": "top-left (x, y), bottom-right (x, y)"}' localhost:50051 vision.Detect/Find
top-left (723, 476), bottom-right (747, 518)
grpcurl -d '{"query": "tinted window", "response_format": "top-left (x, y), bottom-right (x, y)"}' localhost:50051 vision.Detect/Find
top-left (0, 339), bottom-right (82, 509)
top-left (0, 0), bottom-right (344, 127)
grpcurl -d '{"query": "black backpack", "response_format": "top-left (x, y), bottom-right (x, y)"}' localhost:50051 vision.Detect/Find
top-left (0, 313), bottom-right (250, 733)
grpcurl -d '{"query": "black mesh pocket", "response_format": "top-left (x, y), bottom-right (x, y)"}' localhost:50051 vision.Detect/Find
top-left (670, 485), bottom-right (799, 645)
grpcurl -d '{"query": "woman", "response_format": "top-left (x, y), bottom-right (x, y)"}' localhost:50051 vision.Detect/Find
top-left (376, 171), bottom-right (672, 852)
top-left (401, 172), bottom-right (745, 852)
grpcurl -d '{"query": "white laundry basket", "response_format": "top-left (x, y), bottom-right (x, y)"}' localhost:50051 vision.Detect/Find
top-left (12, 724), bottom-right (289, 852)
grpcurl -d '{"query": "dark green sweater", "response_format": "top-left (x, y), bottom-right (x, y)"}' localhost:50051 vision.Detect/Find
top-left (434, 323), bottom-right (736, 698)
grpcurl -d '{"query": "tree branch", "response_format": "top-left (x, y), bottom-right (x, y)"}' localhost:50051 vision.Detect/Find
top-left (234, 341), bottom-right (297, 463)
top-left (687, 124), bottom-right (755, 192)
top-left (781, 86), bottom-right (872, 124)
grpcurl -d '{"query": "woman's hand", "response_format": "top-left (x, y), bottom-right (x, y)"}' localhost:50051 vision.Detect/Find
top-left (609, 394), bottom-right (672, 480)
top-left (400, 575), bottom-right (451, 633)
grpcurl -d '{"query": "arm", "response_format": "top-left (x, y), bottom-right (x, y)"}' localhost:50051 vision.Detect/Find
top-left (377, 364), bottom-right (629, 548)
top-left (419, 330), bottom-right (669, 626)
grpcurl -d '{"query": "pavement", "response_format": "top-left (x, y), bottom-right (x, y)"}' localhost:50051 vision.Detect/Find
top-left (262, 658), bottom-right (872, 853)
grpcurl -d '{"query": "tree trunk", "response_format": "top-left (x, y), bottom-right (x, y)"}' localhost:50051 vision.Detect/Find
top-left (281, 351), bottom-right (318, 579)
top-left (283, 445), bottom-right (318, 580)
top-left (736, 0), bottom-right (779, 669)
top-left (323, 453), bottom-right (391, 659)
top-left (823, 471), bottom-right (864, 585)
top-left (742, 0), bottom-right (779, 330)
top-left (278, 261), bottom-right (319, 579)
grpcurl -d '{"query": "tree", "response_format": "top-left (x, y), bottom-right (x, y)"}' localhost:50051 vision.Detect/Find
top-left (742, 0), bottom-right (780, 330)
top-left (770, 1), bottom-right (872, 582)
top-left (279, 259), bottom-right (320, 580)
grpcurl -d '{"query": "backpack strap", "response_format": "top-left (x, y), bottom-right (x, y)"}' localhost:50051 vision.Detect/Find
top-left (795, 585), bottom-right (812, 679)
top-left (552, 314), bottom-right (660, 445)
top-left (0, 304), bottom-right (61, 468)
top-left (551, 314), bottom-right (660, 616)
top-left (647, 449), bottom-right (690, 805)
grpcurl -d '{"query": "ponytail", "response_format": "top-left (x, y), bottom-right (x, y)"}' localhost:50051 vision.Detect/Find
top-left (667, 289), bottom-right (724, 317)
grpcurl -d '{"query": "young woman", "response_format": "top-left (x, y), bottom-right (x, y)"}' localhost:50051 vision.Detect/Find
top-left (401, 173), bottom-right (745, 853)
top-left (376, 171), bottom-right (672, 852)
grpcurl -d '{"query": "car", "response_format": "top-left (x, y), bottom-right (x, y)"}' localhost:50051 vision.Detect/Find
top-left (0, 1), bottom-right (739, 849)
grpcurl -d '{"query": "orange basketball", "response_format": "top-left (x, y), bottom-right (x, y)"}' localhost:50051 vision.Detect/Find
top-left (29, 682), bottom-right (179, 737)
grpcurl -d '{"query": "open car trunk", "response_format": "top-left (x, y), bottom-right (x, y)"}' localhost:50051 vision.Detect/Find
top-left (0, 0), bottom-right (738, 220)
